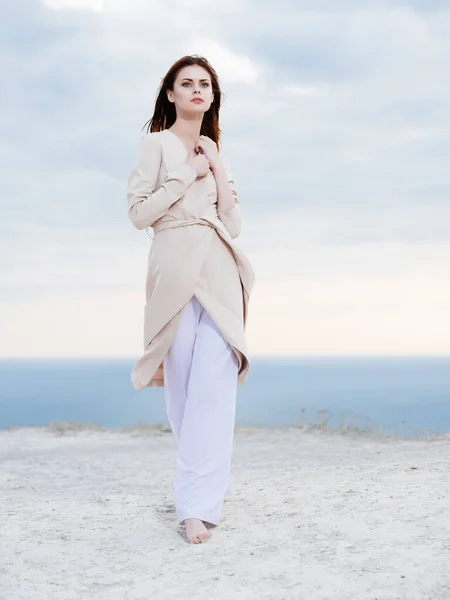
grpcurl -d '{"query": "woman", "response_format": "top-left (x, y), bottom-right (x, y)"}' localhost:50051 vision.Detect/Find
top-left (126, 55), bottom-right (255, 544)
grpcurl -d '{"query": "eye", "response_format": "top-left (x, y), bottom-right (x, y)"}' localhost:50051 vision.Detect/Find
top-left (201, 82), bottom-right (210, 87)
top-left (182, 82), bottom-right (191, 86)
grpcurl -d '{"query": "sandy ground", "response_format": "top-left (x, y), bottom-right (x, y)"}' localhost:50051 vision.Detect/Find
top-left (1, 423), bottom-right (449, 600)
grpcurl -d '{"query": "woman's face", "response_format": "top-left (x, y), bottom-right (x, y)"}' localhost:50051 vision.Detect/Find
top-left (167, 65), bottom-right (214, 117)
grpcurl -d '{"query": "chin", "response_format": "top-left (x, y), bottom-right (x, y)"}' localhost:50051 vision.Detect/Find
top-left (189, 103), bottom-right (207, 111)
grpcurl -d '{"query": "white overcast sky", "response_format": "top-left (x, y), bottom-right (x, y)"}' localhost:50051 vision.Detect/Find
top-left (1, 0), bottom-right (449, 357)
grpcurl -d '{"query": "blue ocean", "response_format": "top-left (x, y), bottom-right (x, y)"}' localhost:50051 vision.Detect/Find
top-left (1, 356), bottom-right (449, 439)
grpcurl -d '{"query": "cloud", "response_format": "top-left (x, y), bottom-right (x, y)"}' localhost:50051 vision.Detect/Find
top-left (43, 0), bottom-right (104, 11)
top-left (2, 1), bottom-right (450, 356)
top-left (2, 245), bottom-right (449, 357)
top-left (187, 38), bottom-right (262, 84)
top-left (246, 277), bottom-right (450, 355)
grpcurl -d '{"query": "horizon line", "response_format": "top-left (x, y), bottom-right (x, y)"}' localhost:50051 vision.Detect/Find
top-left (1, 353), bottom-right (450, 361)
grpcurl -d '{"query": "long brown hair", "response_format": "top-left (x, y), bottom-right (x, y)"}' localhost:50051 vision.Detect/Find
top-left (143, 55), bottom-right (223, 148)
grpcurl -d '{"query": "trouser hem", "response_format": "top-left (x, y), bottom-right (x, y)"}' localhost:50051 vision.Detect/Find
top-left (178, 511), bottom-right (221, 526)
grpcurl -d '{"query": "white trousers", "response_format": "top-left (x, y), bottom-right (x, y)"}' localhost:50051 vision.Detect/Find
top-left (163, 295), bottom-right (239, 526)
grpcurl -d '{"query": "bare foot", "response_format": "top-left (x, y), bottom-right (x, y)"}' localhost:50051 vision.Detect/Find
top-left (184, 518), bottom-right (212, 544)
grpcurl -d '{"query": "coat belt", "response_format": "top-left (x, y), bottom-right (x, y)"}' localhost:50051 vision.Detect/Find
top-left (152, 217), bottom-right (224, 235)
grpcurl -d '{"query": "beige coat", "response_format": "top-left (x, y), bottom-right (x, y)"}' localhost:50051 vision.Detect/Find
top-left (127, 129), bottom-right (255, 391)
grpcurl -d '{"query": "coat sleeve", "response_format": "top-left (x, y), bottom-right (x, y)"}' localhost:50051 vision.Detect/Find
top-left (127, 133), bottom-right (197, 230)
top-left (217, 154), bottom-right (242, 239)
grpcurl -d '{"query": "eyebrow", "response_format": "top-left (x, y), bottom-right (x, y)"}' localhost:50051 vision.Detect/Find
top-left (181, 78), bottom-right (210, 82)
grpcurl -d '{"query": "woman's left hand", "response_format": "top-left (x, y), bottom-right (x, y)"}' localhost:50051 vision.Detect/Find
top-left (195, 135), bottom-right (221, 172)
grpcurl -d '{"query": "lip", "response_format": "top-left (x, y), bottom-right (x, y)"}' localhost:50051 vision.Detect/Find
top-left (191, 98), bottom-right (204, 103)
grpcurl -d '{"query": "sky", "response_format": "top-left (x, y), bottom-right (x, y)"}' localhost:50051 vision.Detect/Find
top-left (1, 0), bottom-right (449, 357)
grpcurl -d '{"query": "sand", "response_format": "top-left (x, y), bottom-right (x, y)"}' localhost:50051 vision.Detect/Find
top-left (1, 422), bottom-right (449, 600)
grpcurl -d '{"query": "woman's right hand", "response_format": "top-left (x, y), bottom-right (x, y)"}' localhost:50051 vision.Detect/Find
top-left (186, 152), bottom-right (210, 178)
